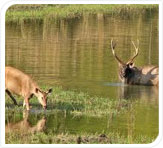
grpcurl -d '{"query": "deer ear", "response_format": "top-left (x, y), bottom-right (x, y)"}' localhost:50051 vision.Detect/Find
top-left (47, 88), bottom-right (52, 94)
top-left (129, 62), bottom-right (134, 68)
top-left (35, 88), bottom-right (39, 93)
top-left (35, 88), bottom-right (41, 93)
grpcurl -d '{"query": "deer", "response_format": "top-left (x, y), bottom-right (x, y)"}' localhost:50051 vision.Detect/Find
top-left (110, 39), bottom-right (159, 86)
top-left (5, 66), bottom-right (52, 110)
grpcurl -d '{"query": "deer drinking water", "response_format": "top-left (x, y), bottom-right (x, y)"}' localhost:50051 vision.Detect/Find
top-left (5, 66), bottom-right (52, 110)
top-left (111, 39), bottom-right (159, 86)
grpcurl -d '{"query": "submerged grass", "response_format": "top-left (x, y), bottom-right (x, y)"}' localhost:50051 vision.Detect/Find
top-left (6, 4), bottom-right (158, 22)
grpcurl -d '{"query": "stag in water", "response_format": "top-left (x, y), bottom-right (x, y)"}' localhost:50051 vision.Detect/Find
top-left (111, 39), bottom-right (159, 86)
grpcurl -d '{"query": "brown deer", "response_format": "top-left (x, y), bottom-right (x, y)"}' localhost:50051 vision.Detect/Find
top-left (5, 66), bottom-right (52, 110)
top-left (111, 39), bottom-right (159, 86)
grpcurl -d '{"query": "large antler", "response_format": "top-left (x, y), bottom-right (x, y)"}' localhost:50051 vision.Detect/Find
top-left (127, 40), bottom-right (139, 64)
top-left (111, 39), bottom-right (124, 65)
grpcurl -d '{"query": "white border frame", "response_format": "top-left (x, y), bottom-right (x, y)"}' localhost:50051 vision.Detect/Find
top-left (0, 0), bottom-right (162, 147)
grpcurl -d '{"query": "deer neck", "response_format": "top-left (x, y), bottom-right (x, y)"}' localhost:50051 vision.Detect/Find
top-left (126, 67), bottom-right (140, 84)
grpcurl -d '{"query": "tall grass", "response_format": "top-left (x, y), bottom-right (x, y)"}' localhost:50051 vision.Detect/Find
top-left (6, 4), bottom-right (158, 22)
top-left (6, 131), bottom-right (155, 144)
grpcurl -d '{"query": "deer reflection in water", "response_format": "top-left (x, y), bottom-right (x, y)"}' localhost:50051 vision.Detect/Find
top-left (5, 111), bottom-right (46, 134)
top-left (117, 84), bottom-right (158, 102)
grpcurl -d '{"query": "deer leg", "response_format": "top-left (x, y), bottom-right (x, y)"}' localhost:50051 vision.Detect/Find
top-left (24, 97), bottom-right (30, 111)
top-left (23, 100), bottom-right (26, 108)
top-left (5, 89), bottom-right (18, 105)
top-left (23, 94), bottom-right (33, 110)
top-left (23, 110), bottom-right (29, 122)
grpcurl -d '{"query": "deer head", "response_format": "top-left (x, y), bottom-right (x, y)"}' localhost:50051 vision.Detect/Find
top-left (111, 39), bottom-right (139, 82)
top-left (35, 88), bottom-right (53, 109)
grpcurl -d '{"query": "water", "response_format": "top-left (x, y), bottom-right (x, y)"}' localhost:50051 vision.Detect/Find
top-left (5, 11), bottom-right (158, 141)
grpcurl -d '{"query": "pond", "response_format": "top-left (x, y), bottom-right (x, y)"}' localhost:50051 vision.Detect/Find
top-left (5, 10), bottom-right (158, 143)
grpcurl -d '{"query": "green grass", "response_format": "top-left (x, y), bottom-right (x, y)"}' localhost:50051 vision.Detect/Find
top-left (6, 4), bottom-right (158, 23)
top-left (6, 131), bottom-right (155, 144)
top-left (5, 86), bottom-right (129, 117)
top-left (5, 86), bottom-right (156, 144)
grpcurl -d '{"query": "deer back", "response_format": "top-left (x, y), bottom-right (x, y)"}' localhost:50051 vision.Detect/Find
top-left (5, 66), bottom-right (38, 97)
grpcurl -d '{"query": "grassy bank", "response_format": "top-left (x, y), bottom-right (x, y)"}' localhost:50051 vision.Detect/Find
top-left (5, 86), bottom-right (156, 144)
top-left (6, 86), bottom-right (129, 117)
top-left (6, 131), bottom-right (155, 144)
top-left (6, 4), bottom-right (158, 22)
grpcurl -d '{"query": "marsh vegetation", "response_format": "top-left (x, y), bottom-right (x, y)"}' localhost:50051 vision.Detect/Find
top-left (6, 4), bottom-right (158, 22)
